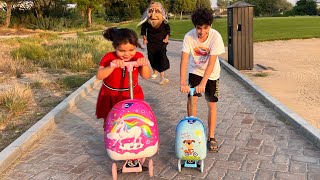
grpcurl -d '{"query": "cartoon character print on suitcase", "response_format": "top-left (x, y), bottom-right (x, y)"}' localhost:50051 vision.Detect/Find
top-left (105, 99), bottom-right (159, 161)
top-left (176, 116), bottom-right (207, 161)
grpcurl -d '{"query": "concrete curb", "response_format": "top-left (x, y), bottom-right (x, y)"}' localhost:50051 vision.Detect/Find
top-left (0, 76), bottom-right (100, 174)
top-left (219, 58), bottom-right (320, 149)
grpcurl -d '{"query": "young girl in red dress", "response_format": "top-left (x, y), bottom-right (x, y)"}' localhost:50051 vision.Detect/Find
top-left (96, 27), bottom-right (151, 129)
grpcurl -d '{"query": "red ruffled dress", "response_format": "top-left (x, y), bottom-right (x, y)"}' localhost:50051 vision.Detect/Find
top-left (96, 51), bottom-right (145, 124)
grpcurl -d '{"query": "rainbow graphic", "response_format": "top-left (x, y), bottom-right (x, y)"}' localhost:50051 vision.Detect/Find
top-left (111, 113), bottom-right (154, 138)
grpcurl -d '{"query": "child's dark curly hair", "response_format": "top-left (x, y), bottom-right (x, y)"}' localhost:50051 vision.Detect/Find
top-left (103, 27), bottom-right (142, 49)
top-left (191, 8), bottom-right (214, 26)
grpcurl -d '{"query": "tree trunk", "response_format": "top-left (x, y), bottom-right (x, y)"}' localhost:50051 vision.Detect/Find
top-left (5, 1), bottom-right (12, 27)
top-left (180, 11), bottom-right (183, 20)
top-left (35, 1), bottom-right (43, 18)
top-left (87, 7), bottom-right (93, 28)
top-left (81, 9), bottom-right (85, 17)
top-left (197, 0), bottom-right (201, 8)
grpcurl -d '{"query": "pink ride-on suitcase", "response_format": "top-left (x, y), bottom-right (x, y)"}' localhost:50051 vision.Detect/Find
top-left (104, 62), bottom-right (159, 180)
top-left (175, 88), bottom-right (207, 173)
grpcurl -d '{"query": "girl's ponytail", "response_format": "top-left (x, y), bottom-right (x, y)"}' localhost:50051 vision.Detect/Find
top-left (102, 27), bottom-right (142, 49)
top-left (103, 27), bottom-right (118, 42)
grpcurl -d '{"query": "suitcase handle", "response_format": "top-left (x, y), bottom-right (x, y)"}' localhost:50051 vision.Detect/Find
top-left (110, 61), bottom-right (139, 99)
top-left (110, 61), bottom-right (139, 72)
top-left (189, 87), bottom-right (195, 116)
top-left (189, 87), bottom-right (195, 96)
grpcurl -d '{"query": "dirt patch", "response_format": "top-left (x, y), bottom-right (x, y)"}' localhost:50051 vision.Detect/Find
top-left (0, 27), bottom-right (44, 36)
top-left (221, 38), bottom-right (320, 129)
top-left (0, 76), bottom-right (69, 151)
top-left (0, 58), bottom-right (72, 151)
top-left (0, 32), bottom-right (89, 151)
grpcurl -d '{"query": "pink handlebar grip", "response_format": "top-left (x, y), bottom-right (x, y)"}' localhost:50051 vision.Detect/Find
top-left (110, 61), bottom-right (139, 72)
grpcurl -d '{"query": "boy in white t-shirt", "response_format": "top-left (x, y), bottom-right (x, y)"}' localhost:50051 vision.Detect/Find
top-left (180, 8), bottom-right (225, 153)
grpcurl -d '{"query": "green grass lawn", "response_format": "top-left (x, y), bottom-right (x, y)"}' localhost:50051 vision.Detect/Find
top-left (91, 16), bottom-right (320, 44)
top-left (253, 16), bottom-right (320, 42)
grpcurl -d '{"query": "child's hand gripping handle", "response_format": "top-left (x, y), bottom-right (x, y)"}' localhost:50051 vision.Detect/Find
top-left (110, 61), bottom-right (139, 99)
top-left (110, 61), bottom-right (139, 72)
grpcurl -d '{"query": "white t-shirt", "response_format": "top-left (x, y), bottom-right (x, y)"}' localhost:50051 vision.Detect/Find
top-left (182, 28), bottom-right (225, 80)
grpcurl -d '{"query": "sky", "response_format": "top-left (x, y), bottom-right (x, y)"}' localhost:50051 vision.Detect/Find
top-left (287, 0), bottom-right (298, 5)
top-left (210, 0), bottom-right (297, 7)
top-left (210, 0), bottom-right (218, 7)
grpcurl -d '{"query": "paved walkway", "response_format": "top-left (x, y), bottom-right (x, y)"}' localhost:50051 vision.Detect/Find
top-left (1, 41), bottom-right (320, 180)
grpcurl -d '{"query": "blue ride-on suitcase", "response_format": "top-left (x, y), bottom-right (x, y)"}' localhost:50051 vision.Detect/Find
top-left (175, 88), bottom-right (207, 172)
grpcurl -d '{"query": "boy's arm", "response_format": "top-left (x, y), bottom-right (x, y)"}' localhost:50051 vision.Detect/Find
top-left (180, 52), bottom-right (189, 93)
top-left (196, 55), bottom-right (218, 93)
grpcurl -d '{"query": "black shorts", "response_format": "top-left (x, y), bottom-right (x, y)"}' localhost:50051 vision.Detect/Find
top-left (188, 73), bottom-right (219, 102)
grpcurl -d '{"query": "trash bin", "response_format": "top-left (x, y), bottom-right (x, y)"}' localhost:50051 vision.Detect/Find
top-left (227, 1), bottom-right (254, 70)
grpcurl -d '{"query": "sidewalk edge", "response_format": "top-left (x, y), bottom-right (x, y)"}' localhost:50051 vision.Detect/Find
top-left (220, 58), bottom-right (320, 149)
top-left (0, 76), bottom-right (100, 174)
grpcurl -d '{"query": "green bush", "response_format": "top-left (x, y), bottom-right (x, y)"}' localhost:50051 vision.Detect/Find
top-left (253, 72), bottom-right (269, 77)
top-left (105, 3), bottom-right (141, 22)
top-left (10, 9), bottom-right (34, 27)
top-left (0, 10), bottom-right (5, 25)
top-left (10, 36), bottom-right (112, 72)
top-left (77, 31), bottom-right (86, 38)
top-left (38, 32), bottom-right (59, 40)
top-left (10, 6), bottom-right (87, 29)
top-left (3, 36), bottom-right (43, 46)
top-left (27, 17), bottom-right (67, 31)
top-left (11, 43), bottom-right (48, 63)
top-left (0, 84), bottom-right (32, 115)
